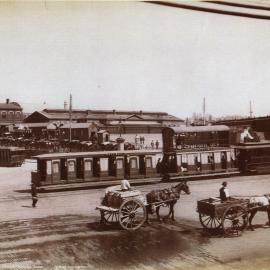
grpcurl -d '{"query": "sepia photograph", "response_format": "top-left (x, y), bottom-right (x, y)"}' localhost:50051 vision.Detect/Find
top-left (0, 1), bottom-right (270, 269)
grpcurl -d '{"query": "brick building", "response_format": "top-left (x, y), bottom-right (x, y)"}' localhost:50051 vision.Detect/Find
top-left (0, 99), bottom-right (23, 134)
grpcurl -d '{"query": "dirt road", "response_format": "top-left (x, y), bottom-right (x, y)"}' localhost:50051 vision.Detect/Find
top-left (0, 161), bottom-right (270, 269)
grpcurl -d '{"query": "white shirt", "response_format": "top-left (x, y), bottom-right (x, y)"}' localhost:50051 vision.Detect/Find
top-left (224, 187), bottom-right (229, 198)
top-left (121, 179), bottom-right (131, 190)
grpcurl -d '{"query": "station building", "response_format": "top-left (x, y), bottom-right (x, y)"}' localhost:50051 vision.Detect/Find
top-left (23, 108), bottom-right (184, 148)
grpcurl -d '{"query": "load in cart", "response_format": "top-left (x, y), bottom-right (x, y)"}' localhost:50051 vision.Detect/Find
top-left (96, 181), bottom-right (190, 231)
top-left (197, 194), bottom-right (270, 237)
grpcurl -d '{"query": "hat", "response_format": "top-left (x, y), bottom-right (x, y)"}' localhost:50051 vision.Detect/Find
top-left (222, 181), bottom-right (227, 186)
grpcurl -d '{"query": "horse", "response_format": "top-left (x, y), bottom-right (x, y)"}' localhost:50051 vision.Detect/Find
top-left (248, 195), bottom-right (270, 231)
top-left (145, 181), bottom-right (190, 223)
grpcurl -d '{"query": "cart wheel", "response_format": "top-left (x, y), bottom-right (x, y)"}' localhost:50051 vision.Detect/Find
top-left (102, 210), bottom-right (119, 224)
top-left (222, 205), bottom-right (248, 237)
top-left (119, 198), bottom-right (146, 231)
top-left (199, 213), bottom-right (222, 229)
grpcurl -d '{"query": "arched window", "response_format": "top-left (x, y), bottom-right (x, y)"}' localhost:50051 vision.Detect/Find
top-left (1, 111), bottom-right (7, 119)
top-left (16, 111), bottom-right (21, 119)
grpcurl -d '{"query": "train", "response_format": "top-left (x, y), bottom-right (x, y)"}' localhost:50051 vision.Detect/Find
top-left (31, 125), bottom-right (240, 187)
top-left (30, 124), bottom-right (270, 188)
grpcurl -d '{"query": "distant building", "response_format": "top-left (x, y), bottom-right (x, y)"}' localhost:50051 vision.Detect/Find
top-left (0, 99), bottom-right (23, 133)
top-left (23, 108), bottom-right (184, 147)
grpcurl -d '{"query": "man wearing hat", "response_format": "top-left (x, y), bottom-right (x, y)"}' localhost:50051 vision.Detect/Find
top-left (219, 181), bottom-right (230, 202)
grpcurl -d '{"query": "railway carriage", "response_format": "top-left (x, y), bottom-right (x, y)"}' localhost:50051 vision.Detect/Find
top-left (233, 142), bottom-right (270, 174)
top-left (31, 149), bottom-right (162, 186)
top-left (162, 126), bottom-right (237, 176)
top-left (0, 146), bottom-right (25, 167)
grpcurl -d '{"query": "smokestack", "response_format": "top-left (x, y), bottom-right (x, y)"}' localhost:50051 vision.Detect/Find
top-left (64, 101), bottom-right (68, 110)
top-left (6, 98), bottom-right (9, 104)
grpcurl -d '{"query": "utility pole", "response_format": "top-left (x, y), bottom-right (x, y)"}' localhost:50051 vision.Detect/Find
top-left (203, 97), bottom-right (206, 125)
top-left (69, 94), bottom-right (72, 142)
top-left (249, 100), bottom-right (253, 118)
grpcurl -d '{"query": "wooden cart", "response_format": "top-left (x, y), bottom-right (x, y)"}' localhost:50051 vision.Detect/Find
top-left (197, 197), bottom-right (249, 237)
top-left (96, 189), bottom-right (174, 231)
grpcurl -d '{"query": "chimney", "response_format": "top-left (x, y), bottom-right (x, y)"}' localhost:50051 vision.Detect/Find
top-left (64, 101), bottom-right (68, 110)
top-left (6, 98), bottom-right (9, 104)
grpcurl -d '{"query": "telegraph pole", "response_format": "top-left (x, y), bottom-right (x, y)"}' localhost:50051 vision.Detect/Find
top-left (69, 94), bottom-right (72, 142)
top-left (203, 97), bottom-right (206, 125)
top-left (249, 100), bottom-right (253, 118)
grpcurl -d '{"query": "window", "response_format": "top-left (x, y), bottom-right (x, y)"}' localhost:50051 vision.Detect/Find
top-left (187, 154), bottom-right (195, 165)
top-left (46, 161), bottom-right (52, 174)
top-left (68, 161), bottom-right (75, 172)
top-left (53, 162), bottom-right (59, 173)
top-left (2, 111), bottom-right (7, 119)
top-left (146, 157), bottom-right (152, 168)
top-left (85, 160), bottom-right (92, 171)
top-left (16, 111), bottom-right (21, 118)
top-left (117, 159), bottom-right (123, 169)
top-left (130, 158), bottom-right (138, 169)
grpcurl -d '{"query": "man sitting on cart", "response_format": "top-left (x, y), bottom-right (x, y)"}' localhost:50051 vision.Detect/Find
top-left (219, 181), bottom-right (230, 202)
top-left (105, 176), bottom-right (131, 194)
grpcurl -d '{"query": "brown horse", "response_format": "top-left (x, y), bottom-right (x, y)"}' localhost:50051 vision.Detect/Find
top-left (146, 181), bottom-right (190, 223)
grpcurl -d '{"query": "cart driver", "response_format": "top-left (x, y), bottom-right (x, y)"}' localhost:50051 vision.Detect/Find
top-left (104, 176), bottom-right (131, 194)
top-left (219, 181), bottom-right (230, 202)
top-left (121, 176), bottom-right (131, 191)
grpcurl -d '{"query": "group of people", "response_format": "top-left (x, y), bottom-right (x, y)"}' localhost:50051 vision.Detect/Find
top-left (134, 135), bottom-right (160, 150)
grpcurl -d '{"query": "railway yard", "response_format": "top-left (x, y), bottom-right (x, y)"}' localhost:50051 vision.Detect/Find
top-left (0, 161), bottom-right (270, 269)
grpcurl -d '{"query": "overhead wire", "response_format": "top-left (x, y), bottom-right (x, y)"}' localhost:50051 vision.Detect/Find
top-left (145, 1), bottom-right (270, 20)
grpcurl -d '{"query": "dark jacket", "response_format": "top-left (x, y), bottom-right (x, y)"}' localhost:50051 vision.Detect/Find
top-left (219, 187), bottom-right (227, 201)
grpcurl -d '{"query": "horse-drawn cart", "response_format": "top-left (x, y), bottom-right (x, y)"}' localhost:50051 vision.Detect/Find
top-left (96, 182), bottom-right (190, 231)
top-left (197, 197), bottom-right (249, 237)
top-left (96, 189), bottom-right (148, 231)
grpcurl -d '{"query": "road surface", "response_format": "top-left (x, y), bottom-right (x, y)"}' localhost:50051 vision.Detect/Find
top-left (0, 161), bottom-right (269, 269)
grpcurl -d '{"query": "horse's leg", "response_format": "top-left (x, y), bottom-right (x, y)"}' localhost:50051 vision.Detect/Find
top-left (171, 202), bottom-right (176, 221)
top-left (162, 203), bottom-right (171, 221)
top-left (267, 208), bottom-right (270, 226)
top-left (156, 206), bottom-right (162, 222)
top-left (145, 205), bottom-right (151, 224)
top-left (248, 210), bottom-right (256, 231)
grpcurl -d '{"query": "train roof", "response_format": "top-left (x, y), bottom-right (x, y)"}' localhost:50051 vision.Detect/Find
top-left (0, 146), bottom-right (25, 151)
top-left (164, 125), bottom-right (230, 133)
top-left (34, 149), bottom-right (162, 160)
top-left (232, 141), bottom-right (270, 149)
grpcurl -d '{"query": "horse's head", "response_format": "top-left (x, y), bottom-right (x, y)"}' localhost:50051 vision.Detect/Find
top-left (173, 181), bottom-right (190, 195)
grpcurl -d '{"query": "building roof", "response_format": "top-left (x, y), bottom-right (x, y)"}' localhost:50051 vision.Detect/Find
top-left (34, 149), bottom-right (162, 160)
top-left (0, 102), bottom-right (22, 110)
top-left (24, 108), bottom-right (184, 124)
top-left (84, 110), bottom-right (183, 122)
top-left (165, 125), bottom-right (230, 133)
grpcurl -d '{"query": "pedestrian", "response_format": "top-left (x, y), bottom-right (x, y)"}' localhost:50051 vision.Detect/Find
top-left (156, 158), bottom-right (162, 175)
top-left (151, 140), bottom-right (154, 149)
top-left (31, 181), bottom-right (38, 207)
top-left (155, 140), bottom-right (159, 149)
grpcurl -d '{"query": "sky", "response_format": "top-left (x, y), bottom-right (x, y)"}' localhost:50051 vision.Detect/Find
top-left (0, 1), bottom-right (270, 119)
